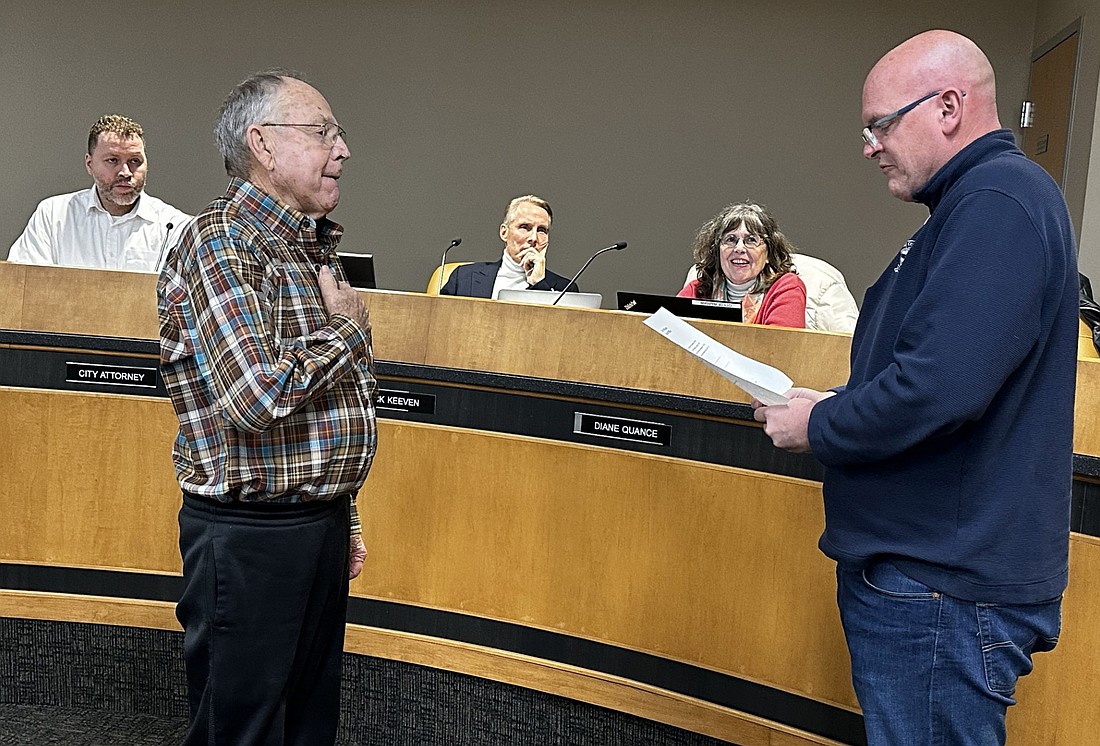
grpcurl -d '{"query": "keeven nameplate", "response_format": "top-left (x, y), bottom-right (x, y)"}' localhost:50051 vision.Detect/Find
top-left (574, 412), bottom-right (671, 447)
top-left (378, 389), bottom-right (437, 415)
top-left (65, 362), bottom-right (158, 390)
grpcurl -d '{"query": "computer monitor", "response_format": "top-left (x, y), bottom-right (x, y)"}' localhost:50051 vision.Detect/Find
top-left (336, 252), bottom-right (376, 290)
top-left (497, 288), bottom-right (603, 309)
top-left (616, 291), bottom-right (742, 323)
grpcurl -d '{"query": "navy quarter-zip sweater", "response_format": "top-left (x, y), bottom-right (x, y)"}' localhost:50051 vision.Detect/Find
top-left (808, 130), bottom-right (1077, 604)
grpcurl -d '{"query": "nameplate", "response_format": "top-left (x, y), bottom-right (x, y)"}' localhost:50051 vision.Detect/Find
top-left (378, 389), bottom-right (436, 414)
top-left (573, 412), bottom-right (671, 446)
top-left (65, 361), bottom-right (158, 390)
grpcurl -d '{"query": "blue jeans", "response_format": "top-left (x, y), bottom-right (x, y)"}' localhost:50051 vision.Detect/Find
top-left (836, 561), bottom-right (1060, 746)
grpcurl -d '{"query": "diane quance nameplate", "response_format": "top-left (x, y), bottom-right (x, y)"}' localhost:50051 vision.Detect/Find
top-left (574, 412), bottom-right (671, 447)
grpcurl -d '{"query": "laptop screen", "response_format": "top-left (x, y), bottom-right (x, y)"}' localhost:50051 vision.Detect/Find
top-left (336, 252), bottom-right (376, 290)
top-left (616, 291), bottom-right (742, 323)
top-left (497, 288), bottom-right (603, 309)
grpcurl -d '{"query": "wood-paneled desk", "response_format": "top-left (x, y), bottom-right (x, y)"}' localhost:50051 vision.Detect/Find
top-left (2, 262), bottom-right (1099, 745)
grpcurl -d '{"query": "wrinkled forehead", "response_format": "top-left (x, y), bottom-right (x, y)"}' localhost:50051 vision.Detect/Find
top-left (276, 78), bottom-right (337, 122)
top-left (507, 202), bottom-right (551, 228)
top-left (91, 132), bottom-right (146, 157)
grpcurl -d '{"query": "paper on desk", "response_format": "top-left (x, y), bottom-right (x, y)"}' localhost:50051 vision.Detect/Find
top-left (643, 307), bottom-right (792, 405)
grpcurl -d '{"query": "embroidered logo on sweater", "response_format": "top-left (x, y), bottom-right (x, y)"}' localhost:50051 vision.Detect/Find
top-left (894, 239), bottom-right (914, 273)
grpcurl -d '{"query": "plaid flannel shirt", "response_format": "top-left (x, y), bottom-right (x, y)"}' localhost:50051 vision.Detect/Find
top-left (157, 178), bottom-right (377, 535)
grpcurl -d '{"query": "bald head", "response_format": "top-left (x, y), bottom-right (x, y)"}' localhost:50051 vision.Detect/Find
top-left (868, 31), bottom-right (997, 119)
top-left (862, 30), bottom-right (1003, 201)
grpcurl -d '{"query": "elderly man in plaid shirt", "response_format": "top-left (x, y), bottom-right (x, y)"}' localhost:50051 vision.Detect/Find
top-left (157, 69), bottom-right (375, 746)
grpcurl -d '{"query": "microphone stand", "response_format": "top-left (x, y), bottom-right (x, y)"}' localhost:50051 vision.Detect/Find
top-left (437, 238), bottom-right (462, 294)
top-left (551, 242), bottom-right (627, 305)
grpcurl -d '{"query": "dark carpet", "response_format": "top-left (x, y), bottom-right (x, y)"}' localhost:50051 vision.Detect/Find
top-left (0, 617), bottom-right (734, 745)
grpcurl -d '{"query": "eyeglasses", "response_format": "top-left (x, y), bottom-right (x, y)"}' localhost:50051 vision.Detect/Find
top-left (262, 122), bottom-right (347, 146)
top-left (719, 233), bottom-right (764, 250)
top-left (861, 91), bottom-right (941, 149)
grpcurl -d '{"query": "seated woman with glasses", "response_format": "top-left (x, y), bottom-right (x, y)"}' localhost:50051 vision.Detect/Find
top-left (678, 202), bottom-right (807, 328)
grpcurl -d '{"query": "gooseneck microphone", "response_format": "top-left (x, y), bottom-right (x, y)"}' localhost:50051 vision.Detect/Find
top-left (437, 237), bottom-right (462, 294)
top-left (551, 241), bottom-right (627, 306)
top-left (154, 222), bottom-right (175, 274)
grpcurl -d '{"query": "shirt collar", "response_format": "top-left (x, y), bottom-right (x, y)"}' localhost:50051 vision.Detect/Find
top-left (84, 185), bottom-right (153, 222)
top-left (912, 129), bottom-right (1017, 212)
top-left (225, 177), bottom-right (344, 255)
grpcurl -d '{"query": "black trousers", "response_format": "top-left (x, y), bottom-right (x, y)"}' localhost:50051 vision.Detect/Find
top-left (176, 493), bottom-right (350, 746)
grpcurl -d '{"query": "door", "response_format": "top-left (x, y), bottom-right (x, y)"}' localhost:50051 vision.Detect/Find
top-left (1020, 30), bottom-right (1079, 188)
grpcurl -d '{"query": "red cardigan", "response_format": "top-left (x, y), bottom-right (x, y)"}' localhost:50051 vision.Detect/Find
top-left (678, 272), bottom-right (806, 328)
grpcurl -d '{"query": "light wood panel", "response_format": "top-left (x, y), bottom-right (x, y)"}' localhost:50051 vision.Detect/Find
top-left (411, 293), bottom-right (852, 400)
top-left (1079, 319), bottom-right (1097, 359)
top-left (0, 261), bottom-right (853, 400)
top-left (0, 589), bottom-right (180, 631)
top-left (1008, 534), bottom-right (1100, 742)
top-left (1, 383), bottom-right (855, 711)
top-left (0, 262), bottom-right (24, 328)
top-left (0, 388), bottom-right (182, 572)
top-left (15, 264), bottom-right (160, 338)
top-left (1074, 359), bottom-right (1100, 457)
top-left (7, 262), bottom-right (1099, 445)
top-left (354, 420), bottom-right (858, 711)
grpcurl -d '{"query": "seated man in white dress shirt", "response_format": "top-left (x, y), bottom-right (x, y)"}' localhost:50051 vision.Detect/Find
top-left (6, 114), bottom-right (190, 272)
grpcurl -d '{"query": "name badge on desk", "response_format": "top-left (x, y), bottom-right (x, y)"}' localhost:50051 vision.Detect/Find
top-left (378, 389), bottom-right (436, 415)
top-left (65, 362), bottom-right (158, 390)
top-left (574, 412), bottom-right (672, 447)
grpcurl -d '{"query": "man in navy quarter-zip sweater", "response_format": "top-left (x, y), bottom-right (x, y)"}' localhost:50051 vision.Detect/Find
top-left (753, 30), bottom-right (1076, 746)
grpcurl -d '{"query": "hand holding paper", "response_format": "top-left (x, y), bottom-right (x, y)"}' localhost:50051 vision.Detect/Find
top-left (643, 307), bottom-right (792, 404)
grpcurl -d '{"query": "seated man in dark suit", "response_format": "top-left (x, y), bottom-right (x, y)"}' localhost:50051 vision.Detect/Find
top-left (441, 194), bottom-right (576, 297)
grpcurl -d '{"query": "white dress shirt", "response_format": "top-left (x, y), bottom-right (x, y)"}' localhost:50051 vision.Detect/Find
top-left (7, 187), bottom-right (191, 273)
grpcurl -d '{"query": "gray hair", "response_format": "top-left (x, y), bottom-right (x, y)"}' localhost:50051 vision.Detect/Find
top-left (502, 194), bottom-right (553, 226)
top-left (214, 68), bottom-right (309, 179)
top-left (690, 201), bottom-right (797, 298)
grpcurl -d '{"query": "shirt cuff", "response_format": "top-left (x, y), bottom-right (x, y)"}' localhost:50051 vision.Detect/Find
top-left (329, 314), bottom-right (372, 362)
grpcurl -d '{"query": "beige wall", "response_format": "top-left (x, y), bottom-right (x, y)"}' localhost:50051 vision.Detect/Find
top-left (1, 1), bottom-right (1042, 304)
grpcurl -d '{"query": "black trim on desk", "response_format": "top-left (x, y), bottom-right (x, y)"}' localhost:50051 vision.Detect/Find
top-left (5, 329), bottom-right (1100, 536)
top-left (1073, 454), bottom-right (1100, 480)
top-left (0, 329), bottom-right (754, 420)
top-left (374, 376), bottom-right (824, 480)
top-left (0, 563), bottom-right (867, 745)
top-left (377, 361), bottom-right (758, 421)
top-left (0, 563), bottom-right (181, 602)
top-left (0, 329), bottom-right (159, 356)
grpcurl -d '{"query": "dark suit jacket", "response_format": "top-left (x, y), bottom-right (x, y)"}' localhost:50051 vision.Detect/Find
top-left (440, 260), bottom-right (577, 298)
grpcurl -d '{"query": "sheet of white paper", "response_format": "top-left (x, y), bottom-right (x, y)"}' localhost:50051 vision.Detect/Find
top-left (643, 307), bottom-right (792, 405)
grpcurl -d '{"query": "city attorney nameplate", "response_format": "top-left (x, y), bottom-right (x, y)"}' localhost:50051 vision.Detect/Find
top-left (66, 362), bottom-right (158, 390)
top-left (377, 389), bottom-right (436, 414)
top-left (574, 412), bottom-right (671, 447)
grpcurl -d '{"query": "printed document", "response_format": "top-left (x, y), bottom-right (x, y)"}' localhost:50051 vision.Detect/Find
top-left (643, 307), bottom-right (792, 405)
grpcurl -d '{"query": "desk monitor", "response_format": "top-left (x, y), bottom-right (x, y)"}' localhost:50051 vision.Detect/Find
top-left (336, 252), bottom-right (376, 290)
top-left (497, 288), bottom-right (603, 309)
top-left (616, 291), bottom-right (742, 323)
